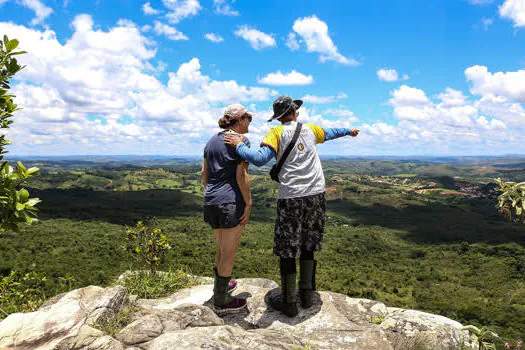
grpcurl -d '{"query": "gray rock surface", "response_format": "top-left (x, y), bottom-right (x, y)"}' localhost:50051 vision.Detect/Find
top-left (0, 285), bottom-right (126, 350)
top-left (116, 314), bottom-right (163, 345)
top-left (83, 336), bottom-right (124, 350)
top-left (0, 276), bottom-right (477, 350)
top-left (381, 309), bottom-right (477, 349)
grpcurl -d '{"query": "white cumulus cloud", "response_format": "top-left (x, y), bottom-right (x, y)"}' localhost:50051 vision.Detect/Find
top-left (3, 13), bottom-right (523, 156)
top-left (285, 32), bottom-right (300, 51)
top-left (382, 83), bottom-right (522, 152)
top-left (377, 68), bottom-right (409, 82)
top-left (289, 107), bottom-right (358, 130)
top-left (302, 93), bottom-right (347, 104)
top-left (142, 2), bottom-right (162, 15)
top-left (323, 108), bottom-right (358, 122)
top-left (204, 33), bottom-right (224, 43)
top-left (389, 86), bottom-right (441, 123)
top-left (481, 17), bottom-right (493, 30)
top-left (361, 122), bottom-right (397, 136)
top-left (469, 0), bottom-right (494, 4)
top-left (499, 0), bottom-right (525, 27)
top-left (234, 25), bottom-right (276, 50)
top-left (0, 17), bottom-right (280, 155)
top-left (377, 69), bottom-right (399, 82)
top-left (476, 116), bottom-right (507, 129)
top-left (162, 0), bottom-right (202, 24)
top-left (11, 0), bottom-right (53, 25)
top-left (476, 94), bottom-right (525, 126)
top-left (213, 0), bottom-right (239, 16)
top-left (291, 15), bottom-right (357, 65)
top-left (153, 20), bottom-right (188, 40)
top-left (325, 79), bottom-right (524, 154)
top-left (465, 65), bottom-right (525, 102)
top-left (438, 88), bottom-right (469, 107)
top-left (390, 85), bottom-right (431, 107)
top-left (258, 70), bottom-right (313, 86)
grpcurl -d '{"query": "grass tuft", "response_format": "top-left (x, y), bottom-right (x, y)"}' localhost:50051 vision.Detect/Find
top-left (92, 305), bottom-right (138, 337)
top-left (117, 267), bottom-right (201, 299)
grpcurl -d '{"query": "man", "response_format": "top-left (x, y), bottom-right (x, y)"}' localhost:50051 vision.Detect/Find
top-left (224, 95), bottom-right (359, 317)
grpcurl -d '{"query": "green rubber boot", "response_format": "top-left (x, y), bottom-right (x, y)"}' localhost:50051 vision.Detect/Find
top-left (213, 274), bottom-right (232, 306)
top-left (269, 273), bottom-right (298, 317)
top-left (298, 260), bottom-right (317, 309)
top-left (213, 274), bottom-right (247, 315)
top-left (213, 267), bottom-right (237, 293)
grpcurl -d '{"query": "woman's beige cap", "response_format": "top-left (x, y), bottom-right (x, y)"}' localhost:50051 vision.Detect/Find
top-left (224, 104), bottom-right (252, 118)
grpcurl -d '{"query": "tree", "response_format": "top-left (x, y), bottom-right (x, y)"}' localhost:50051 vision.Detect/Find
top-left (0, 35), bottom-right (40, 232)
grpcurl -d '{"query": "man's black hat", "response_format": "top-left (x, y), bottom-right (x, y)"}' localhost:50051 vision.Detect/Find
top-left (268, 95), bottom-right (303, 122)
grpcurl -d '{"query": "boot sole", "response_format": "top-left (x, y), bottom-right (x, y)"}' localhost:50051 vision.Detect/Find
top-left (213, 303), bottom-right (247, 315)
top-left (299, 290), bottom-right (316, 309)
top-left (269, 298), bottom-right (299, 317)
top-left (282, 307), bottom-right (299, 317)
top-left (274, 306), bottom-right (298, 317)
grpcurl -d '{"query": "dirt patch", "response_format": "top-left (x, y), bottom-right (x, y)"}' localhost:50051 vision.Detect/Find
top-left (440, 191), bottom-right (468, 196)
top-left (325, 186), bottom-right (342, 200)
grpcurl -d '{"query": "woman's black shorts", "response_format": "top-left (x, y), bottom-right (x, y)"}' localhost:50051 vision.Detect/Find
top-left (204, 202), bottom-right (245, 229)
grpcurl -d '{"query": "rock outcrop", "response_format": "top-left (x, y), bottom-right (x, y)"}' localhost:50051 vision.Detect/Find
top-left (0, 277), bottom-right (477, 349)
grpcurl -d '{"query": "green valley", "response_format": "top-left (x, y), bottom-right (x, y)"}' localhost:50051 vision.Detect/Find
top-left (1, 155), bottom-right (525, 342)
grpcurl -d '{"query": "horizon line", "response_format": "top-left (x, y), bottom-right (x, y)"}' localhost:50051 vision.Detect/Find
top-left (6, 154), bottom-right (525, 158)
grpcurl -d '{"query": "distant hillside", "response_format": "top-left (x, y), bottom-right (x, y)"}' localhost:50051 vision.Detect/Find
top-left (30, 188), bottom-right (203, 225)
top-left (1, 157), bottom-right (525, 341)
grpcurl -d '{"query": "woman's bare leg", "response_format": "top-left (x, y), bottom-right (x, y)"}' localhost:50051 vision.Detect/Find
top-left (214, 229), bottom-right (222, 268)
top-left (217, 225), bottom-right (243, 277)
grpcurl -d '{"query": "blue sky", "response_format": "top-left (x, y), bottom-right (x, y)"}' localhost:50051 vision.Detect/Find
top-left (0, 0), bottom-right (524, 156)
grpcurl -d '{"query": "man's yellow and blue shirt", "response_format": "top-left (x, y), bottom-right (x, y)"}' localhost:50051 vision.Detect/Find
top-left (236, 122), bottom-right (352, 199)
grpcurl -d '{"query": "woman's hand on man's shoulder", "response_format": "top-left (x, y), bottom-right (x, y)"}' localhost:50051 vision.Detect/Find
top-left (224, 134), bottom-right (244, 148)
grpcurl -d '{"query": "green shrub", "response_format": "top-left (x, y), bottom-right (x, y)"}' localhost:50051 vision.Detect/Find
top-left (0, 268), bottom-right (46, 319)
top-left (124, 219), bottom-right (171, 273)
top-left (0, 162), bottom-right (41, 231)
top-left (495, 178), bottom-right (525, 224)
top-left (0, 35), bottom-right (40, 232)
top-left (461, 325), bottom-right (501, 350)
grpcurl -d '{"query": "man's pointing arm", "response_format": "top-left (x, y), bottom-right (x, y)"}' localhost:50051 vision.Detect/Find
top-left (224, 134), bottom-right (275, 167)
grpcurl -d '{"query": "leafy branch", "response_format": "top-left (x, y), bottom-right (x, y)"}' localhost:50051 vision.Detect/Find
top-left (461, 325), bottom-right (500, 350)
top-left (495, 178), bottom-right (525, 224)
top-left (0, 35), bottom-right (40, 232)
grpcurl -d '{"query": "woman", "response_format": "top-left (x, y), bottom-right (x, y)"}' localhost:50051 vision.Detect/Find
top-left (202, 103), bottom-right (253, 314)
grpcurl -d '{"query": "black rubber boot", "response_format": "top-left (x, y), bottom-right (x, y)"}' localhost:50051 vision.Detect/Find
top-left (269, 273), bottom-right (298, 317)
top-left (298, 260), bottom-right (317, 309)
top-left (213, 274), bottom-right (246, 315)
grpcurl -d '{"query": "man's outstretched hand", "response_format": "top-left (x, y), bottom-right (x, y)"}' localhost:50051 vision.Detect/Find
top-left (350, 129), bottom-right (360, 137)
top-left (224, 134), bottom-right (244, 148)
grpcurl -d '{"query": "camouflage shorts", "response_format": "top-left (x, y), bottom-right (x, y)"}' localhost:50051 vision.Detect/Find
top-left (274, 192), bottom-right (326, 258)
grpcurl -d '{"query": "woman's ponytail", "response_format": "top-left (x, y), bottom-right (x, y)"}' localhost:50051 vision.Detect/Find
top-left (218, 115), bottom-right (236, 129)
